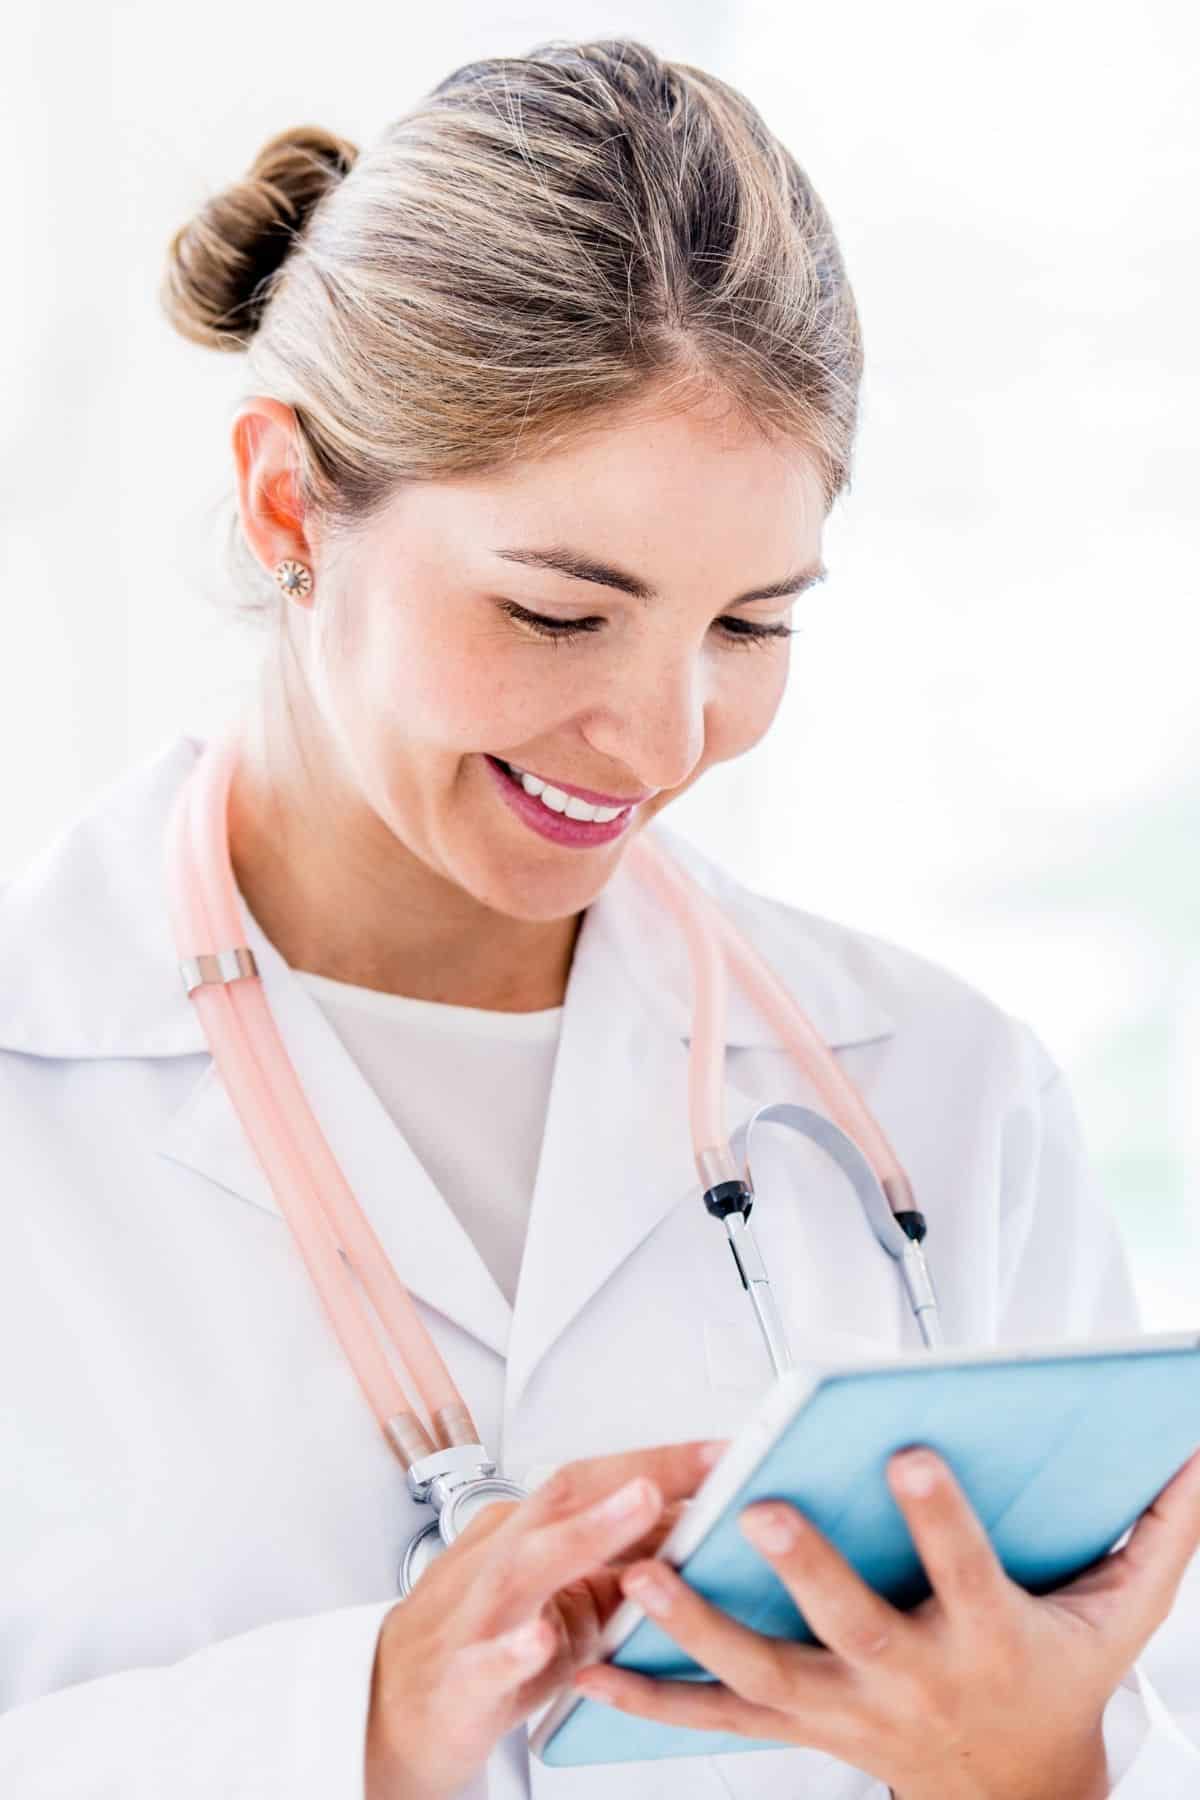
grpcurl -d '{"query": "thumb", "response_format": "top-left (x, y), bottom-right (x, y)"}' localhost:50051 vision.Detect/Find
top-left (1108, 1446), bottom-right (1200, 1638)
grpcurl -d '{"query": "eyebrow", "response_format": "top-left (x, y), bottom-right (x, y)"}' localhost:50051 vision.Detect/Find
top-left (491, 544), bottom-right (828, 607)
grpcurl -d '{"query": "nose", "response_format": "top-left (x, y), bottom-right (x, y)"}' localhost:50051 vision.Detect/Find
top-left (583, 647), bottom-right (709, 797)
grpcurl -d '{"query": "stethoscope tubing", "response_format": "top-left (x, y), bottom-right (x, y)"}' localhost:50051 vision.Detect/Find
top-left (626, 834), bottom-right (918, 1214)
top-left (167, 739), bottom-right (465, 1460)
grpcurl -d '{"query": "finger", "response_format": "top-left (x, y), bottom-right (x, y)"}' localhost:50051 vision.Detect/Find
top-left (549, 1578), bottom-right (607, 1666)
top-left (615, 1555), bottom-right (839, 1716)
top-left (453, 1496), bottom-right (522, 1551)
top-left (610, 1499), bottom-right (689, 1564)
top-left (572, 1664), bottom-right (796, 1743)
top-left (1098, 1446), bottom-right (1200, 1634)
top-left (578, 1566), bottom-right (629, 1629)
top-left (886, 1448), bottom-right (1014, 1628)
top-left (736, 1500), bottom-right (907, 1667)
top-left (477, 1445), bottom-right (723, 1619)
top-left (483, 1474), bottom-right (670, 1623)
top-left (523, 1441), bottom-right (728, 1524)
top-left (571, 1655), bottom-right (894, 1775)
top-left (460, 1501), bottom-right (689, 1649)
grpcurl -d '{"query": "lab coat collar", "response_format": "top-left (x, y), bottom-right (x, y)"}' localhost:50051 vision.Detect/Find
top-left (0, 733), bottom-right (897, 1399)
top-left (0, 735), bottom-right (214, 1061)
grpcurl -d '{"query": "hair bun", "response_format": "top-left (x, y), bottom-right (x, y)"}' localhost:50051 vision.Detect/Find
top-left (160, 124), bottom-right (359, 351)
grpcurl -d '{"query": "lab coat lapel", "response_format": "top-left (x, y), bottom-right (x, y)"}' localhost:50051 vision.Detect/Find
top-left (156, 897), bottom-right (514, 1360)
top-left (502, 931), bottom-right (703, 1415)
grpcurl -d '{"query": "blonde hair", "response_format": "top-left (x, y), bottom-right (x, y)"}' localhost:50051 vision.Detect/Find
top-left (160, 36), bottom-right (864, 626)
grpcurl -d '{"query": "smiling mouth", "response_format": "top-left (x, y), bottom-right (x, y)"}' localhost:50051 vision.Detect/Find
top-left (489, 757), bottom-right (636, 823)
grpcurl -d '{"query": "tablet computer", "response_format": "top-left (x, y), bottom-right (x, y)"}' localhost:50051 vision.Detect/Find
top-left (529, 1329), bottom-right (1200, 1766)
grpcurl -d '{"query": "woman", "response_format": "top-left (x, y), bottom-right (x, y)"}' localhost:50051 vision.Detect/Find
top-left (1, 34), bottom-right (1198, 1800)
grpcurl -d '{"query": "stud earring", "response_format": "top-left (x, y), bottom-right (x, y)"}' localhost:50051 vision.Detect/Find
top-left (273, 559), bottom-right (313, 600)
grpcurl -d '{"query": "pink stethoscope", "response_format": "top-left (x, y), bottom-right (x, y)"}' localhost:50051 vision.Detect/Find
top-left (165, 732), bottom-right (941, 1595)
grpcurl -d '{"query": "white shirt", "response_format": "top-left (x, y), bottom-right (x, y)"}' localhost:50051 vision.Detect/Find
top-left (2, 731), bottom-right (1198, 1799)
top-left (296, 969), bottom-right (563, 1307)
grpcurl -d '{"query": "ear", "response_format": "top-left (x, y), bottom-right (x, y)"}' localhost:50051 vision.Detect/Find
top-left (231, 398), bottom-right (317, 601)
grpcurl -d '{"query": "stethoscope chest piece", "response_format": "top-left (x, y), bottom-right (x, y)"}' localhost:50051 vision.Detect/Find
top-left (398, 1518), bottom-right (444, 1595)
top-left (437, 1473), bottom-right (529, 1542)
top-left (397, 1447), bottom-right (529, 1595)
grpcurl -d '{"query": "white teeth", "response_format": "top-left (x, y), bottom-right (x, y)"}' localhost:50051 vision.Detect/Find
top-left (566, 794), bottom-right (622, 823)
top-left (503, 761), bottom-right (624, 825)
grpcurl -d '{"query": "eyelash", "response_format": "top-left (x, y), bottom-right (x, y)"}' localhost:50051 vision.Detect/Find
top-left (497, 601), bottom-right (797, 650)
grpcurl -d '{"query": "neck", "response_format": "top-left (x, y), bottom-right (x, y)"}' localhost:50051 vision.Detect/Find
top-left (223, 674), bottom-right (582, 1012)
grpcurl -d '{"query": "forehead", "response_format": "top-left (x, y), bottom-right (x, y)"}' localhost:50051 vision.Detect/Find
top-left (387, 402), bottom-right (827, 581)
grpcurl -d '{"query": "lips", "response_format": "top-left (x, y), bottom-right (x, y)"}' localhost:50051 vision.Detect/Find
top-left (482, 753), bottom-right (635, 847)
top-left (491, 757), bottom-right (647, 810)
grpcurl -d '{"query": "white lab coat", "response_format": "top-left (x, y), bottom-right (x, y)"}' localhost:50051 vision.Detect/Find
top-left (1, 731), bottom-right (1198, 1799)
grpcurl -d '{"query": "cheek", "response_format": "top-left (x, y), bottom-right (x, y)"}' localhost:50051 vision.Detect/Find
top-left (331, 603), bottom-right (531, 754)
top-left (706, 651), bottom-right (790, 759)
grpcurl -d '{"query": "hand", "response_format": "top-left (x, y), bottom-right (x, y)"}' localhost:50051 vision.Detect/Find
top-left (570, 1443), bottom-right (1200, 1800)
top-left (364, 1437), bottom-right (727, 1800)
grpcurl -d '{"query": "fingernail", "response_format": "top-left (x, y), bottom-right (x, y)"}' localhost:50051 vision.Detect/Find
top-left (600, 1476), bottom-right (654, 1519)
top-left (892, 1450), bottom-right (939, 1496)
top-left (622, 1569), bottom-right (674, 1615)
top-left (741, 1507), bottom-right (799, 1554)
top-left (699, 1439), bottom-right (730, 1468)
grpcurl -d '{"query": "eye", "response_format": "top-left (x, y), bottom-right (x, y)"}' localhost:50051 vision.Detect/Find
top-left (496, 600), bottom-right (796, 650)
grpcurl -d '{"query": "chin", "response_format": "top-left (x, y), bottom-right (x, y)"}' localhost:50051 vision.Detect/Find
top-left (474, 854), bottom-right (616, 923)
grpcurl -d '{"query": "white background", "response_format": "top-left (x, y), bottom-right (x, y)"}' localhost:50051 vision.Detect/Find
top-left (4, 1), bottom-right (1198, 1324)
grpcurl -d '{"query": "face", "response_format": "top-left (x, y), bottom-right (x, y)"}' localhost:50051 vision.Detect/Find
top-left (242, 395), bottom-right (827, 925)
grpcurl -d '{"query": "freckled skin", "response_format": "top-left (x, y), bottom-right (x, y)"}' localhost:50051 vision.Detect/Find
top-left (225, 391), bottom-right (826, 1011)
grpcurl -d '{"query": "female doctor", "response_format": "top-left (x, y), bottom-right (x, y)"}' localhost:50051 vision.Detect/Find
top-left (2, 34), bottom-right (1199, 1800)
